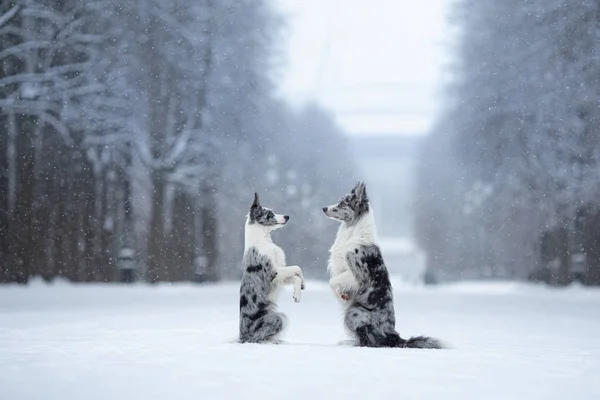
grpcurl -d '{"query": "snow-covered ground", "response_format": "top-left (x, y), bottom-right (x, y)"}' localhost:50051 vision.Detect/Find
top-left (1, 279), bottom-right (600, 400)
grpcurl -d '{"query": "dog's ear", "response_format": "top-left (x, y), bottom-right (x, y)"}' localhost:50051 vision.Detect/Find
top-left (354, 182), bottom-right (368, 203)
top-left (251, 192), bottom-right (260, 209)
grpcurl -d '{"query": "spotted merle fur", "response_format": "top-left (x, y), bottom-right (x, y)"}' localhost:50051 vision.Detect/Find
top-left (239, 247), bottom-right (286, 343)
top-left (326, 182), bottom-right (446, 349)
top-left (345, 245), bottom-right (445, 348)
top-left (343, 244), bottom-right (404, 347)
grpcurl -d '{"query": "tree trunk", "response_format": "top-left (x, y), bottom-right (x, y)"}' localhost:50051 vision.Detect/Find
top-left (582, 207), bottom-right (600, 285)
top-left (0, 116), bottom-right (9, 283)
top-left (32, 129), bottom-right (54, 281)
top-left (65, 177), bottom-right (80, 282)
top-left (10, 115), bottom-right (37, 283)
top-left (117, 156), bottom-right (137, 283)
top-left (100, 170), bottom-right (116, 282)
top-left (200, 180), bottom-right (219, 282)
top-left (53, 172), bottom-right (65, 279)
top-left (169, 190), bottom-right (195, 281)
top-left (77, 154), bottom-right (96, 281)
top-left (146, 169), bottom-right (167, 283)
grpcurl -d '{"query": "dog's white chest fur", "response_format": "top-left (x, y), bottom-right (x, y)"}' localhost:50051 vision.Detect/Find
top-left (328, 227), bottom-right (355, 277)
top-left (245, 225), bottom-right (285, 268)
top-left (256, 242), bottom-right (285, 268)
top-left (327, 211), bottom-right (377, 282)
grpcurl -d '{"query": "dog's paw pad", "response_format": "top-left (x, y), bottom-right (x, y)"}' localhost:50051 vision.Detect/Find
top-left (339, 292), bottom-right (351, 301)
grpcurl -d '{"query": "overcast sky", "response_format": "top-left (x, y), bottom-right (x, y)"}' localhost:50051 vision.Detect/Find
top-left (274, 0), bottom-right (453, 136)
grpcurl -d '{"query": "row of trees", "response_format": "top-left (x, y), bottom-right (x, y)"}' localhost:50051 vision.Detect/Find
top-left (415, 0), bottom-right (600, 284)
top-left (0, 0), bottom-right (355, 284)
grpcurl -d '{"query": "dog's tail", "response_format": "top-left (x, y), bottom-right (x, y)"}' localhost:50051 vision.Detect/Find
top-left (384, 331), bottom-right (448, 349)
top-left (401, 335), bottom-right (448, 349)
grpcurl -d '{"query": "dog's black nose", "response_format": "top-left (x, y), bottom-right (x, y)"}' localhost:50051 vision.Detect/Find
top-left (283, 215), bottom-right (290, 222)
top-left (322, 207), bottom-right (328, 213)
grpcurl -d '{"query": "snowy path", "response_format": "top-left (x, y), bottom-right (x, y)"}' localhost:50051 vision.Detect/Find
top-left (1, 280), bottom-right (600, 400)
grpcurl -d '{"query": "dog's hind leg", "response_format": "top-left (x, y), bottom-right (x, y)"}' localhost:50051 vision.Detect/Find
top-left (355, 325), bottom-right (374, 347)
top-left (354, 325), bottom-right (377, 347)
top-left (240, 311), bottom-right (287, 344)
top-left (344, 305), bottom-right (367, 342)
top-left (259, 312), bottom-right (287, 342)
top-left (383, 331), bottom-right (405, 347)
top-left (354, 324), bottom-right (391, 347)
top-left (344, 305), bottom-right (387, 347)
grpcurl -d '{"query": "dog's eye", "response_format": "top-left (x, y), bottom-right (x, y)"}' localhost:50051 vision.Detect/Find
top-left (267, 211), bottom-right (274, 218)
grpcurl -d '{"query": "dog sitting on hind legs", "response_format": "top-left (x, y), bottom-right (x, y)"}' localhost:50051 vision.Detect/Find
top-left (238, 192), bottom-right (306, 344)
top-left (323, 182), bottom-right (446, 349)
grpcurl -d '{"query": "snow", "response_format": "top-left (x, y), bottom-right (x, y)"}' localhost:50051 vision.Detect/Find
top-left (2, 279), bottom-right (600, 400)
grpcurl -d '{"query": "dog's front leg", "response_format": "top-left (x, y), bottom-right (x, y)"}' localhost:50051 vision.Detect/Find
top-left (275, 265), bottom-right (305, 303)
top-left (329, 270), bottom-right (357, 302)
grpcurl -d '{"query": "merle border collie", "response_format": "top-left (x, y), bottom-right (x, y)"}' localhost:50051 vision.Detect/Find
top-left (238, 193), bottom-right (306, 343)
top-left (323, 182), bottom-right (446, 349)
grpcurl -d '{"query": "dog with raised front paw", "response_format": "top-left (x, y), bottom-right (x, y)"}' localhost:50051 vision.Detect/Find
top-left (239, 192), bottom-right (305, 344)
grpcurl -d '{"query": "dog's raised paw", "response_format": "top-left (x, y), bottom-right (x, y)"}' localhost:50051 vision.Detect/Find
top-left (301, 282), bottom-right (306, 290)
top-left (336, 289), bottom-right (350, 302)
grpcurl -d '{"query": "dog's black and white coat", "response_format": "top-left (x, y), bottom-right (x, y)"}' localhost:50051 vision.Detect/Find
top-left (323, 182), bottom-right (445, 348)
top-left (238, 193), bottom-right (306, 344)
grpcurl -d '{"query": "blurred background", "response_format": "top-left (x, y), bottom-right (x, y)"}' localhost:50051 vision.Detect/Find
top-left (1, 0), bottom-right (598, 287)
